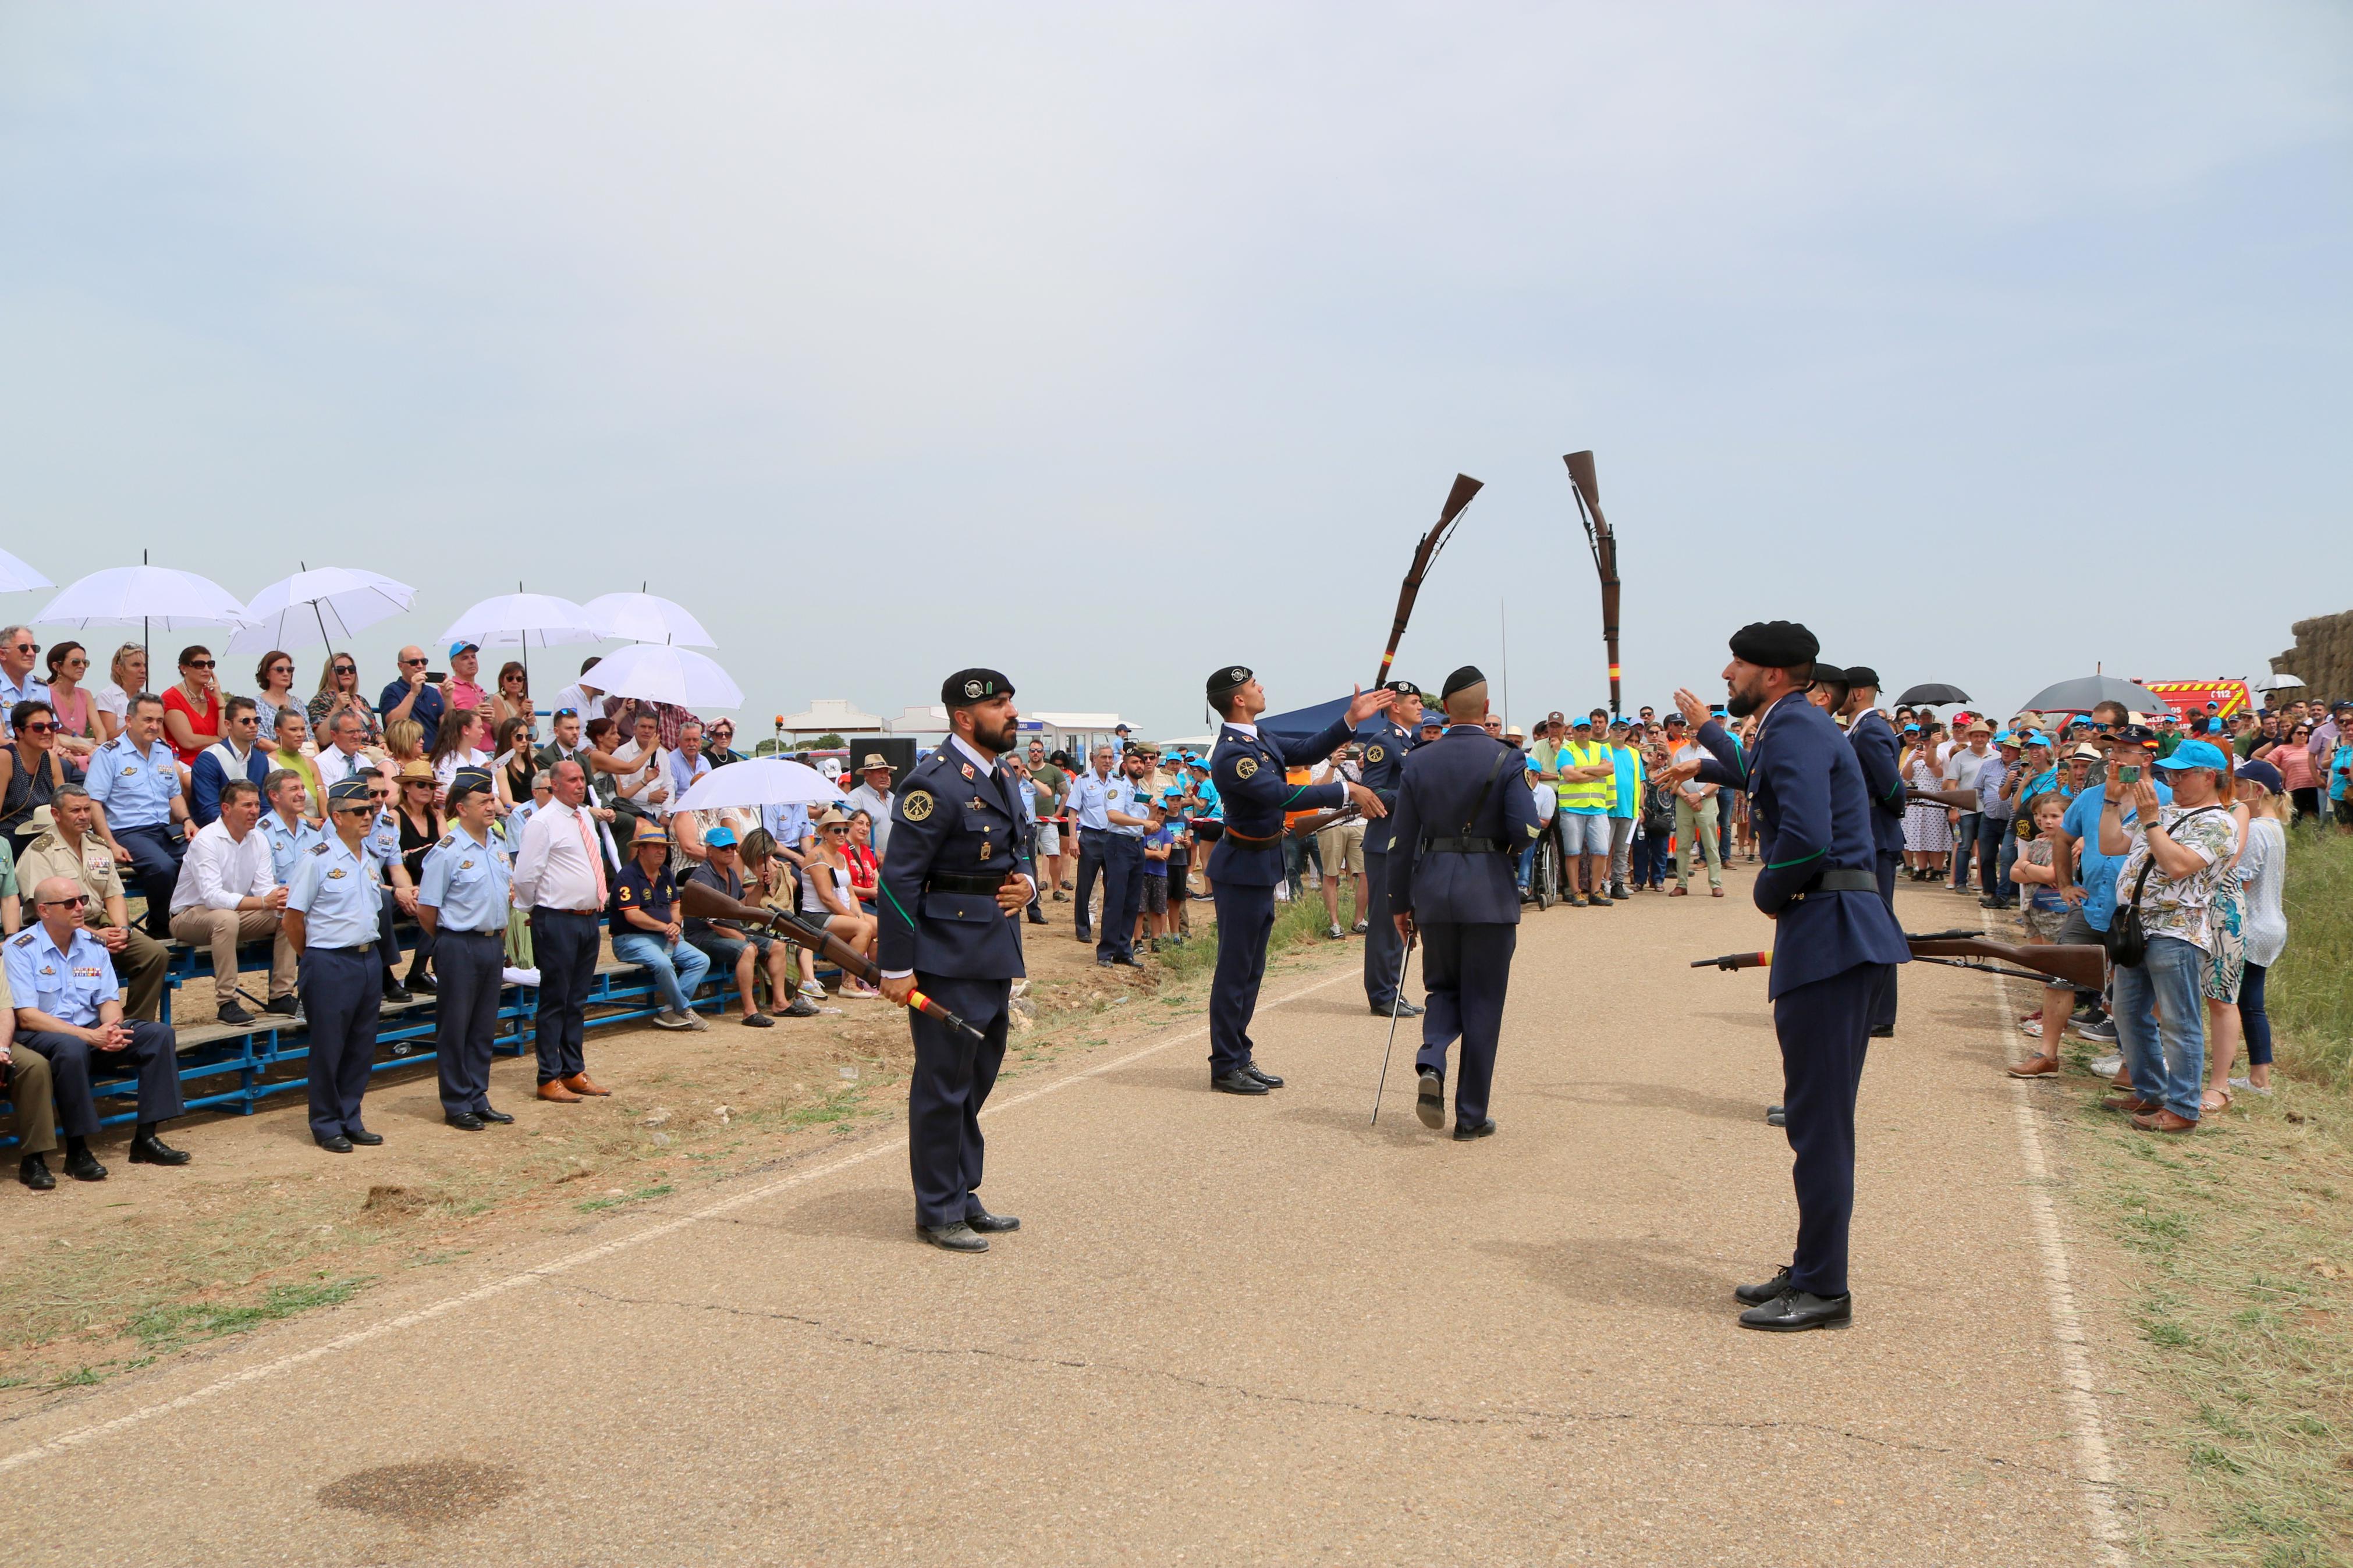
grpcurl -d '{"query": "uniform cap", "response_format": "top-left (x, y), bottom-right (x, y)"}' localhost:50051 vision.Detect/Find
top-left (1727, 620), bottom-right (1819, 669)
top-left (446, 765), bottom-right (495, 805)
top-left (1206, 665), bottom-right (1254, 702)
top-left (941, 669), bottom-right (1014, 707)
top-left (1842, 665), bottom-right (1880, 690)
top-left (326, 777), bottom-right (374, 810)
top-left (1440, 665), bottom-right (1486, 699)
top-left (1380, 679), bottom-right (1421, 698)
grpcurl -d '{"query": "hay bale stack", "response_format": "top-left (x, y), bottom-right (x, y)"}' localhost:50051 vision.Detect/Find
top-left (2275, 610), bottom-right (2353, 701)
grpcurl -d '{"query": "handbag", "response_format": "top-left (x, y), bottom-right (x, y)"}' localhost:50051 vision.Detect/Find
top-left (2104, 805), bottom-right (2221, 968)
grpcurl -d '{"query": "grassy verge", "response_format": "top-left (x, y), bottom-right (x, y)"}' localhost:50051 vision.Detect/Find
top-left (2053, 826), bottom-right (2353, 1564)
top-left (2269, 827), bottom-right (2351, 1089)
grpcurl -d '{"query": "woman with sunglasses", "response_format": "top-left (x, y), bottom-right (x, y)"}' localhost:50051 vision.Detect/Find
top-left (91, 643), bottom-right (145, 746)
top-left (393, 760), bottom-right (445, 993)
top-left (308, 650), bottom-right (382, 749)
top-left (41, 641), bottom-right (99, 762)
top-left (2275, 723), bottom-right (2319, 826)
top-left (801, 808), bottom-right (881, 997)
top-left (0, 701), bottom-right (86, 861)
top-left (253, 649), bottom-right (300, 742)
top-left (429, 710), bottom-right (490, 806)
top-left (160, 645), bottom-right (222, 766)
top-left (491, 716), bottom-right (535, 815)
top-left (488, 660), bottom-right (534, 742)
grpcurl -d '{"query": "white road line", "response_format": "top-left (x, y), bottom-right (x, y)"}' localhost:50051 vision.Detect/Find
top-left (1985, 926), bottom-right (2132, 1566)
top-left (0, 965), bottom-right (1358, 1474)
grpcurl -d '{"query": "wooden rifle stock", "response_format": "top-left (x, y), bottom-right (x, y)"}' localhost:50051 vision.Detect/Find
top-left (1284, 803), bottom-right (1362, 840)
top-left (1905, 787), bottom-right (1982, 811)
top-left (1693, 933), bottom-right (2106, 991)
top-left (1375, 474), bottom-right (1483, 689)
top-left (676, 877), bottom-right (987, 1041)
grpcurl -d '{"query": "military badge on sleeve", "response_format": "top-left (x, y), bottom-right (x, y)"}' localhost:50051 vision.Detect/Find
top-left (1366, 745), bottom-right (1385, 764)
top-left (1235, 758), bottom-right (1258, 780)
top-left (903, 790), bottom-right (935, 823)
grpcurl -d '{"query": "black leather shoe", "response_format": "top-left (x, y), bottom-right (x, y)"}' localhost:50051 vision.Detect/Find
top-left (346, 1128), bottom-right (384, 1146)
top-left (445, 1112), bottom-right (486, 1132)
top-left (1025, 910), bottom-right (1048, 925)
top-left (1765, 1104), bottom-right (1786, 1128)
top-left (128, 1133), bottom-right (191, 1166)
top-left (964, 1208), bottom-right (1021, 1234)
top-left (217, 1000), bottom-right (256, 1025)
top-left (1453, 1118), bottom-right (1497, 1141)
top-left (408, 973), bottom-right (439, 994)
top-left (1868, 1025), bottom-right (1894, 1038)
top-left (1096, 957), bottom-right (1115, 969)
top-left (1416, 1069), bottom-right (1445, 1130)
top-left (1734, 1265), bottom-right (1794, 1306)
top-left (63, 1147), bottom-right (107, 1181)
top-left (382, 976), bottom-right (414, 1004)
top-left (476, 1105), bottom-right (515, 1125)
top-left (919, 1221), bottom-right (988, 1252)
top-left (1242, 1062), bottom-right (1284, 1089)
top-left (1372, 999), bottom-right (1425, 1018)
top-left (317, 1135), bottom-right (353, 1154)
top-left (1738, 1289), bottom-right (1852, 1332)
top-left (18, 1154), bottom-right (54, 1190)
top-left (1111, 954), bottom-right (1142, 968)
top-left (1211, 1069), bottom-right (1270, 1096)
top-left (264, 994), bottom-right (301, 1018)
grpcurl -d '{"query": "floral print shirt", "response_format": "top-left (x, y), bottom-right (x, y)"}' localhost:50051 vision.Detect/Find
top-left (2117, 803), bottom-right (2240, 953)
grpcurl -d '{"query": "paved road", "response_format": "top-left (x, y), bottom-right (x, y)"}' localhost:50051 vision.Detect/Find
top-left (0, 875), bottom-right (2110, 1565)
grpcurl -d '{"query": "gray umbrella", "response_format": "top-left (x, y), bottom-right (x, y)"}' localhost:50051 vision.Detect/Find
top-left (2018, 674), bottom-right (2169, 716)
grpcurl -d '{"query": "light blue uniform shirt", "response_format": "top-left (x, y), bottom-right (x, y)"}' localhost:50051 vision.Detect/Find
top-left (417, 823), bottom-right (513, 933)
top-left (5, 923), bottom-right (118, 1027)
top-left (287, 834), bottom-right (385, 949)
top-left (1066, 769), bottom-right (1116, 831)
top-left (1105, 776), bottom-right (1149, 838)
top-left (260, 810), bottom-right (323, 887)
top-left (0, 673), bottom-right (51, 742)
top-left (88, 736), bottom-right (181, 830)
top-left (762, 802), bottom-right (811, 849)
top-left (363, 809), bottom-right (402, 872)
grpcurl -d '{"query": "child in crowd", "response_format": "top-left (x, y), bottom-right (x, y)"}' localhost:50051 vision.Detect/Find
top-left (1138, 798), bottom-right (1174, 951)
top-left (2004, 791), bottom-right (2076, 1072)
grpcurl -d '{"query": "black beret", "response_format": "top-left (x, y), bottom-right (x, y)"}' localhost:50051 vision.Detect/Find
top-left (1729, 621), bottom-right (1819, 670)
top-left (1380, 678), bottom-right (1421, 698)
top-left (1207, 665), bottom-right (1253, 702)
top-left (942, 669), bottom-right (1014, 707)
top-left (1440, 665), bottom-right (1486, 699)
top-left (1841, 665), bottom-right (1880, 691)
top-left (1809, 663), bottom-right (1848, 689)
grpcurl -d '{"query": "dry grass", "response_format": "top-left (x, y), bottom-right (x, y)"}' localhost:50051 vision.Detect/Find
top-left (2270, 827), bottom-right (2352, 1090)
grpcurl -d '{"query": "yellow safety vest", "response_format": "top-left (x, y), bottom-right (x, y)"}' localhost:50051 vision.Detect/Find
top-left (1556, 741), bottom-right (1611, 811)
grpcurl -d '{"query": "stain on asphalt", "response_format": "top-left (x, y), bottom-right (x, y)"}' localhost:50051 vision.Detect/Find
top-left (318, 1459), bottom-right (524, 1530)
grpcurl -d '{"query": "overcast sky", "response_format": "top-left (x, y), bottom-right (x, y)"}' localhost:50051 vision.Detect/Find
top-left (3, 3), bottom-right (2347, 737)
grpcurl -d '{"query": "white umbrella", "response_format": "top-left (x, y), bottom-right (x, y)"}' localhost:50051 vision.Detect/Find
top-left (579, 644), bottom-right (742, 709)
top-left (675, 757), bottom-right (842, 813)
top-left (228, 566), bottom-right (416, 654)
top-left (0, 547), bottom-right (53, 596)
top-left (36, 561), bottom-right (254, 665)
top-left (441, 589), bottom-right (599, 650)
top-left (582, 590), bottom-right (715, 648)
top-left (2252, 671), bottom-right (2304, 692)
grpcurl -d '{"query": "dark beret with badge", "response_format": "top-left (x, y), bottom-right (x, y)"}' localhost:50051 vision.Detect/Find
top-left (941, 668), bottom-right (1014, 709)
top-left (1207, 665), bottom-right (1253, 703)
top-left (326, 777), bottom-right (374, 812)
top-left (1440, 664), bottom-right (1486, 699)
top-left (1380, 678), bottom-right (1420, 699)
top-left (1729, 620), bottom-right (1820, 672)
top-left (445, 765), bottom-right (495, 806)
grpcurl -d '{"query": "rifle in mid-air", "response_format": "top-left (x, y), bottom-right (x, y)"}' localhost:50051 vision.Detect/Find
top-left (677, 876), bottom-right (988, 1040)
top-left (1563, 451), bottom-right (1623, 717)
top-left (1692, 930), bottom-right (2105, 990)
top-left (1375, 473), bottom-right (1483, 692)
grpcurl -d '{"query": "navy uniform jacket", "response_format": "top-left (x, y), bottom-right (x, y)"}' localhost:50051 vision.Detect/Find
top-left (878, 741), bottom-right (1032, 981)
top-left (1383, 726), bottom-right (1545, 925)
top-left (1355, 717), bottom-right (1416, 855)
top-left (1691, 699), bottom-right (1909, 998)
top-left (1847, 709), bottom-right (1907, 856)
top-left (1203, 715), bottom-right (1355, 887)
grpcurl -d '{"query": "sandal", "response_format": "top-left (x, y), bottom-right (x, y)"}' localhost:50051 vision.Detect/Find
top-left (2199, 1088), bottom-right (2231, 1114)
top-left (2009, 1054), bottom-right (2061, 1078)
top-left (1710, 887), bottom-right (1724, 898)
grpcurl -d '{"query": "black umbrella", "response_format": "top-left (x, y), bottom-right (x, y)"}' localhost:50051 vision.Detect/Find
top-left (1896, 682), bottom-right (1971, 705)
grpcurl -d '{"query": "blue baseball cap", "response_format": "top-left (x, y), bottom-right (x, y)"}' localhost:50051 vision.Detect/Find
top-left (704, 824), bottom-right (739, 849)
top-left (2154, 739), bottom-right (2229, 772)
top-left (1419, 709), bottom-right (1445, 728)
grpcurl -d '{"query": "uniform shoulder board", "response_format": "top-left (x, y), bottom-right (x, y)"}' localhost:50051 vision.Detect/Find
top-left (10, 931), bottom-right (35, 947)
top-left (438, 834), bottom-right (457, 848)
top-left (310, 842), bottom-right (332, 855)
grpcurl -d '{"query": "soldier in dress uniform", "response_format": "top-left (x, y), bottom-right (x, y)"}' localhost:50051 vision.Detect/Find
top-left (1357, 680), bottom-right (1425, 1020)
top-left (416, 766), bottom-right (514, 1131)
top-left (1384, 667), bottom-right (1543, 1140)
top-left (285, 776), bottom-right (389, 1153)
top-left (877, 669), bottom-right (1037, 1253)
top-left (1836, 666), bottom-right (1907, 1039)
top-left (1659, 622), bottom-right (1909, 1332)
top-left (1201, 666), bottom-right (1392, 1095)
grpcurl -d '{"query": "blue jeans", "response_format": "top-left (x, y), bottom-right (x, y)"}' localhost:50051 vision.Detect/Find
top-left (2112, 934), bottom-right (2205, 1122)
top-left (612, 930), bottom-right (712, 1016)
top-left (1951, 813), bottom-right (1979, 886)
top-left (1979, 813), bottom-right (2014, 899)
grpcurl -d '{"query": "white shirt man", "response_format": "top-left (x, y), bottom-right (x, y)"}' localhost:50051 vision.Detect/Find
top-left (512, 792), bottom-right (612, 911)
top-left (313, 715), bottom-right (377, 794)
top-left (166, 785), bottom-right (296, 1019)
top-left (611, 724), bottom-right (673, 818)
top-left (844, 761), bottom-right (897, 858)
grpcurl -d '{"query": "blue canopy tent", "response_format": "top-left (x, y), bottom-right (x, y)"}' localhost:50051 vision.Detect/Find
top-left (1253, 695), bottom-right (1438, 749)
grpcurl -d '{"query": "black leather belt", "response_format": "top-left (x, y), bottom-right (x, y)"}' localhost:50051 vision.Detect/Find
top-left (1789, 867), bottom-right (1881, 902)
top-left (925, 873), bottom-right (1006, 894)
top-left (444, 927), bottom-right (504, 937)
top-left (1222, 827), bottom-right (1279, 849)
top-left (1421, 836), bottom-right (1502, 854)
